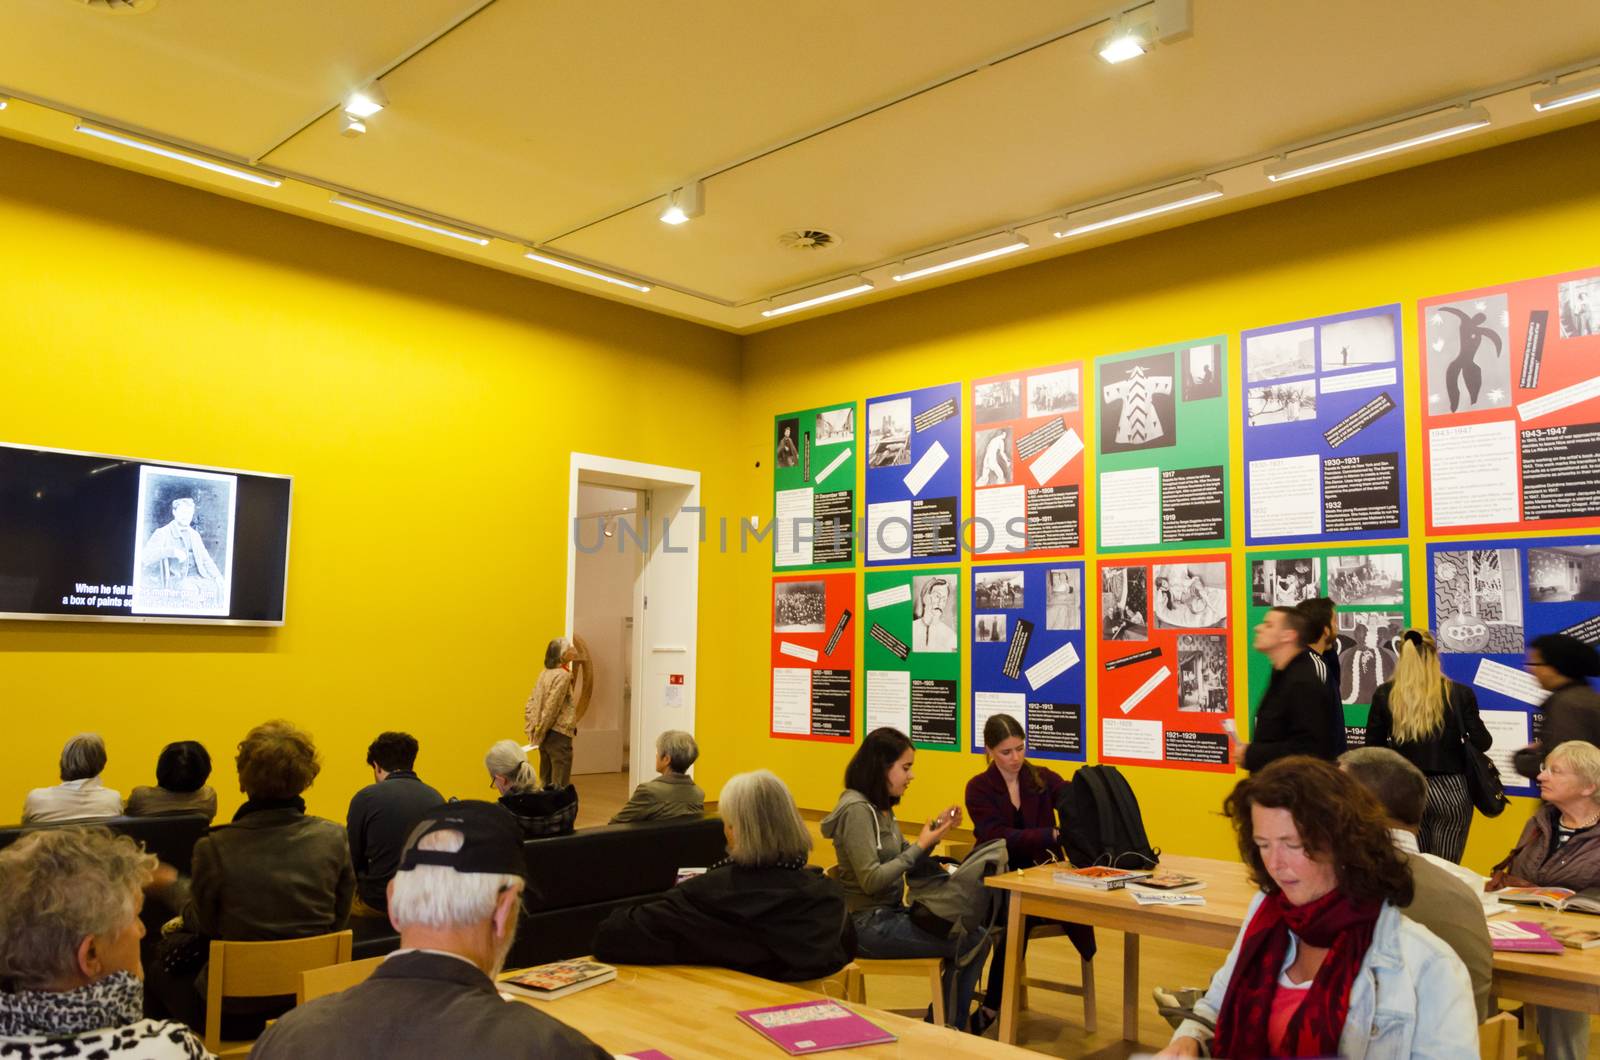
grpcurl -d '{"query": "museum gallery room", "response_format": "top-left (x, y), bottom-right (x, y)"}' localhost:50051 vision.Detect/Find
top-left (5, 2), bottom-right (1600, 1058)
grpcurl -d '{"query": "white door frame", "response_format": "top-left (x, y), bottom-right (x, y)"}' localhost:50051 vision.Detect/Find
top-left (566, 453), bottom-right (700, 783)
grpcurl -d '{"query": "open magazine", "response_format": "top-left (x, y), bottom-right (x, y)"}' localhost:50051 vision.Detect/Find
top-left (1490, 886), bottom-right (1600, 914)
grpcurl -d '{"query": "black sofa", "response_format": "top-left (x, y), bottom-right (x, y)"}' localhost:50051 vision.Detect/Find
top-left (351, 815), bottom-right (727, 962)
top-left (0, 813), bottom-right (211, 875)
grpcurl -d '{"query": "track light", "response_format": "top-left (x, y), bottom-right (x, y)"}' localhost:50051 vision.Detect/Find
top-left (602, 517), bottom-right (615, 538)
top-left (74, 124), bottom-right (282, 188)
top-left (330, 197), bottom-right (490, 246)
top-left (660, 182), bottom-right (704, 226)
top-left (760, 277), bottom-right (874, 318)
top-left (343, 83), bottom-right (388, 119)
top-left (1054, 179), bottom-right (1223, 238)
top-left (1264, 107), bottom-right (1490, 183)
top-left (523, 251), bottom-right (651, 293)
top-left (1097, 23), bottom-right (1149, 64)
top-left (1532, 71), bottom-right (1600, 112)
top-left (340, 114), bottom-right (366, 138)
top-left (892, 233), bottom-right (1029, 283)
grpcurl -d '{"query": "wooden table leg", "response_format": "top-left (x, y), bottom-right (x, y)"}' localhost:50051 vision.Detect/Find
top-left (1123, 932), bottom-right (1141, 1042)
top-left (998, 894), bottom-right (1026, 1045)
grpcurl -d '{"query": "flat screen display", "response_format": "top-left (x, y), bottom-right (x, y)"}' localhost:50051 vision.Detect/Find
top-left (0, 441), bottom-right (291, 625)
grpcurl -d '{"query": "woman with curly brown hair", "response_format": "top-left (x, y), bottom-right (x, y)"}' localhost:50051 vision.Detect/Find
top-left (1157, 756), bottom-right (1475, 1059)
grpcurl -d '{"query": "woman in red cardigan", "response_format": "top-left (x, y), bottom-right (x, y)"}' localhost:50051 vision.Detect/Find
top-left (964, 714), bottom-right (1095, 1035)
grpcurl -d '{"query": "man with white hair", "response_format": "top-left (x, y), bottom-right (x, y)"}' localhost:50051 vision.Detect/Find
top-left (251, 801), bottom-right (607, 1059)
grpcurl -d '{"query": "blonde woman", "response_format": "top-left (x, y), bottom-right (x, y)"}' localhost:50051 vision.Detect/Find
top-left (1363, 628), bottom-right (1491, 862)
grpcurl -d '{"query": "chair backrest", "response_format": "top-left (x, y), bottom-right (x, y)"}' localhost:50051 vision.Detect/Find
top-left (1477, 1011), bottom-right (1517, 1060)
top-left (204, 930), bottom-right (352, 1051)
top-left (298, 955), bottom-right (384, 1005)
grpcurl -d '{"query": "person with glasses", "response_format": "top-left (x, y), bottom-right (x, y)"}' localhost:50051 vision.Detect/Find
top-left (1513, 634), bottom-right (1600, 781)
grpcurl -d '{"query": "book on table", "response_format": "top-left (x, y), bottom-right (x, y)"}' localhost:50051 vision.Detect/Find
top-left (1545, 923), bottom-right (1600, 950)
top-left (1052, 865), bottom-right (1153, 890)
top-left (1487, 920), bottom-right (1565, 953)
top-left (499, 960), bottom-right (617, 1000)
top-left (1490, 886), bottom-right (1600, 914)
top-left (736, 1000), bottom-right (895, 1054)
top-left (1126, 871), bottom-right (1206, 894)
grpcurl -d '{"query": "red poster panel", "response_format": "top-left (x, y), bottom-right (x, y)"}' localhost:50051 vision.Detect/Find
top-left (1420, 266), bottom-right (1600, 535)
top-left (1095, 554), bottom-right (1234, 773)
top-left (968, 363), bottom-right (1086, 561)
top-left (770, 572), bottom-right (856, 742)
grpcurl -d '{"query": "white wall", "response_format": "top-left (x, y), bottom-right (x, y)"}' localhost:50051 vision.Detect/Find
top-left (571, 484), bottom-right (639, 774)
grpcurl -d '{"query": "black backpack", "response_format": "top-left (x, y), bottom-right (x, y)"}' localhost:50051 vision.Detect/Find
top-left (1057, 765), bottom-right (1159, 870)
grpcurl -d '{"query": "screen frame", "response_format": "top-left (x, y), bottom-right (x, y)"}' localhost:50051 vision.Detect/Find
top-left (0, 439), bottom-right (293, 627)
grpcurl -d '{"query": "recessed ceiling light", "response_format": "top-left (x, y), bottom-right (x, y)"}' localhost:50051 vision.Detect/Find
top-left (74, 124), bottom-right (282, 188)
top-left (1264, 107), bottom-right (1490, 183)
top-left (1055, 180), bottom-right (1223, 238)
top-left (344, 83), bottom-right (388, 119)
top-left (1531, 71), bottom-right (1600, 112)
top-left (523, 251), bottom-right (651, 293)
top-left (330, 197), bottom-right (489, 246)
top-left (660, 182), bottom-right (704, 226)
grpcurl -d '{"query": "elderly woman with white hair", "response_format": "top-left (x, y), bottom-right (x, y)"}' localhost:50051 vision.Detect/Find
top-left (484, 741), bottom-right (577, 836)
top-left (610, 730), bottom-right (705, 824)
top-left (22, 733), bottom-right (123, 824)
top-left (523, 634), bottom-right (592, 790)
top-left (0, 827), bottom-right (209, 1058)
top-left (593, 770), bottom-right (853, 981)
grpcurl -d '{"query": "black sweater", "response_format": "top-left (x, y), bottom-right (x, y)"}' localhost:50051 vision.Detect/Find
top-left (1365, 680), bottom-right (1491, 775)
top-left (1244, 651), bottom-right (1345, 771)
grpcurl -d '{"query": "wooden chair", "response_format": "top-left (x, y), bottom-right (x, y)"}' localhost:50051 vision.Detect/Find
top-left (203, 930), bottom-right (353, 1057)
top-left (297, 955), bottom-right (384, 1004)
top-left (792, 961), bottom-right (855, 1000)
top-left (1478, 1011), bottom-right (1518, 1060)
top-left (1014, 923), bottom-right (1097, 1033)
top-left (846, 958), bottom-right (946, 1026)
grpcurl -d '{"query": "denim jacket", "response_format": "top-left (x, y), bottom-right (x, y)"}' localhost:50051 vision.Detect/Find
top-left (1173, 892), bottom-right (1477, 1059)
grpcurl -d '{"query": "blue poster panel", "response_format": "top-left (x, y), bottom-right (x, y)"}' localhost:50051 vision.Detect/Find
top-left (1242, 305), bottom-right (1407, 545)
top-left (864, 383), bottom-right (962, 566)
top-left (969, 561), bottom-right (1087, 761)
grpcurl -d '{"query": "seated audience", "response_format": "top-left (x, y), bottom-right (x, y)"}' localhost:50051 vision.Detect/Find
top-left (963, 713), bottom-right (1094, 1036)
top-left (147, 719), bottom-right (353, 1033)
top-left (484, 740), bottom-right (577, 836)
top-left (594, 769), bottom-right (851, 980)
top-left (1157, 756), bottom-right (1475, 1058)
top-left (346, 731), bottom-right (443, 915)
top-left (1514, 635), bottom-right (1600, 779)
top-left (22, 733), bottom-right (123, 824)
top-left (820, 727), bottom-right (987, 1031)
top-left (1489, 739), bottom-right (1600, 1060)
top-left (1338, 746), bottom-right (1493, 1021)
top-left (0, 827), bottom-right (208, 1058)
top-left (609, 730), bottom-right (705, 824)
top-left (126, 740), bottom-right (218, 821)
top-left (252, 801), bottom-right (608, 1059)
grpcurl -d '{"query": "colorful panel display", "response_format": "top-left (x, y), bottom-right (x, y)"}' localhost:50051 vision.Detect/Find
top-left (1241, 305), bottom-right (1407, 545)
top-left (863, 567), bottom-right (961, 750)
top-left (772, 403), bottom-right (857, 570)
top-left (769, 572), bottom-right (856, 742)
top-left (969, 561), bottom-right (1087, 761)
top-left (1095, 554), bottom-right (1234, 771)
top-left (864, 384), bottom-right (962, 566)
top-left (1420, 267), bottom-right (1600, 535)
top-left (968, 364), bottom-right (1085, 559)
top-left (1094, 338), bottom-right (1230, 553)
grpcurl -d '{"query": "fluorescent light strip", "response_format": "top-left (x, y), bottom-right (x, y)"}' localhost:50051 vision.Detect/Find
top-left (892, 241), bottom-right (1028, 283)
top-left (330, 198), bottom-right (490, 246)
top-left (761, 283), bottom-right (874, 318)
top-left (1533, 76), bottom-right (1600, 112)
top-left (74, 125), bottom-right (281, 188)
top-left (524, 252), bottom-right (651, 293)
top-left (1055, 189), bottom-right (1223, 238)
top-left (1266, 112), bottom-right (1489, 183)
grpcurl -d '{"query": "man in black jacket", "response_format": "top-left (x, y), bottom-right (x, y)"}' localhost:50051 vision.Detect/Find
top-left (1235, 606), bottom-right (1345, 771)
top-left (346, 731), bottom-right (444, 914)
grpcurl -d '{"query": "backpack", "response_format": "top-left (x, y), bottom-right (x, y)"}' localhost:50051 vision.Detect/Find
top-left (1057, 765), bottom-right (1159, 870)
top-left (905, 839), bottom-right (1006, 1025)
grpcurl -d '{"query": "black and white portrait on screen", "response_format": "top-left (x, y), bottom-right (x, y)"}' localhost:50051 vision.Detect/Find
top-left (131, 465), bottom-right (237, 616)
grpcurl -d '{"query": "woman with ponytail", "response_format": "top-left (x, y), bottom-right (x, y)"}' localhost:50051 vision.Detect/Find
top-left (1363, 628), bottom-right (1490, 862)
top-left (485, 740), bottom-right (577, 836)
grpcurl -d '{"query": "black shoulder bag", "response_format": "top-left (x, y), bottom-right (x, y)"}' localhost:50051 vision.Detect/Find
top-left (1451, 681), bottom-right (1507, 818)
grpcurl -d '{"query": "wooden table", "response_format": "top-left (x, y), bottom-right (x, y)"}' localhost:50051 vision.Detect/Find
top-left (986, 853), bottom-right (1600, 1047)
top-left (508, 962), bottom-right (1038, 1057)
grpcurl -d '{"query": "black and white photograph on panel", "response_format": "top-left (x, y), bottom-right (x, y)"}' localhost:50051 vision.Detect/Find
top-left (1528, 545), bottom-right (1600, 603)
top-left (1100, 351), bottom-right (1177, 454)
top-left (1247, 380), bottom-right (1317, 427)
top-left (974, 427), bottom-right (1014, 486)
top-left (1558, 277), bottom-right (1600, 339)
top-left (974, 569), bottom-right (1024, 610)
top-left (1245, 326), bottom-right (1315, 382)
top-left (1320, 313), bottom-right (1397, 372)
top-left (815, 407), bottom-right (854, 445)
top-left (1101, 565), bottom-right (1149, 641)
top-left (774, 579), bottom-right (827, 633)
top-left (1434, 549), bottom-right (1524, 654)
top-left (974, 379), bottom-right (1022, 425)
top-left (775, 417), bottom-right (801, 468)
top-left (131, 465), bottom-right (237, 616)
top-left (975, 614), bottom-right (1007, 643)
top-left (1328, 553), bottom-right (1405, 606)
top-left (1251, 557), bottom-right (1320, 607)
top-left (1177, 634), bottom-right (1228, 712)
top-left (1424, 294), bottom-right (1511, 414)
top-left (910, 574), bottom-right (958, 652)
top-left (1027, 368), bottom-right (1079, 415)
top-left (1336, 612), bottom-right (1403, 705)
top-left (1183, 344), bottom-right (1222, 401)
top-left (867, 398), bottom-right (912, 468)
top-left (1151, 561), bottom-right (1228, 630)
top-left (1045, 567), bottom-right (1081, 631)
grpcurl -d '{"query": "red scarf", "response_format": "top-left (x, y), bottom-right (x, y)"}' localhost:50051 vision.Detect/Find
top-left (1212, 888), bottom-right (1380, 1058)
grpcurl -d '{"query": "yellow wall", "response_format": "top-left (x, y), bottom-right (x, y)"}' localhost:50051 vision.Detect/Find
top-left (730, 121), bottom-right (1600, 878)
top-left (0, 135), bottom-right (742, 823)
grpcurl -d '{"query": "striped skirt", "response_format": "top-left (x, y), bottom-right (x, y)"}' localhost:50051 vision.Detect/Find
top-left (1420, 771), bottom-right (1473, 864)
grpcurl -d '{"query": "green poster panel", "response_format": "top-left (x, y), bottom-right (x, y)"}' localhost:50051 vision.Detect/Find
top-left (773, 404), bottom-right (857, 571)
top-left (1243, 547), bottom-right (1411, 743)
top-left (1094, 337), bottom-right (1231, 553)
top-left (862, 567), bottom-right (961, 751)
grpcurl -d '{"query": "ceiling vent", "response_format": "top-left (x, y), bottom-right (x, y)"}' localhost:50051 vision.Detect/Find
top-left (71, 0), bottom-right (158, 11)
top-left (778, 229), bottom-right (838, 251)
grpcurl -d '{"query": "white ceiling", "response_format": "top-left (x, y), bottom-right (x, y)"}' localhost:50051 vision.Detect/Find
top-left (4, 0), bottom-right (1600, 329)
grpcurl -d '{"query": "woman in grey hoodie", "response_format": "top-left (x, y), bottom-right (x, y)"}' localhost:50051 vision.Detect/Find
top-left (820, 728), bottom-right (987, 1031)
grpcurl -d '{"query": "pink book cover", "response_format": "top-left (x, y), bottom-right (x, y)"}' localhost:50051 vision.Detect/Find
top-left (736, 1000), bottom-right (896, 1054)
top-left (1489, 920), bottom-right (1565, 953)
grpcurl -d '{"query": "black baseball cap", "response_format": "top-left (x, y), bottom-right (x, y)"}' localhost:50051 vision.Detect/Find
top-left (397, 800), bottom-right (526, 878)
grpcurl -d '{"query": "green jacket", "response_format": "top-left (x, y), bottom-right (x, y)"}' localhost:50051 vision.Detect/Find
top-left (609, 773), bottom-right (705, 824)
